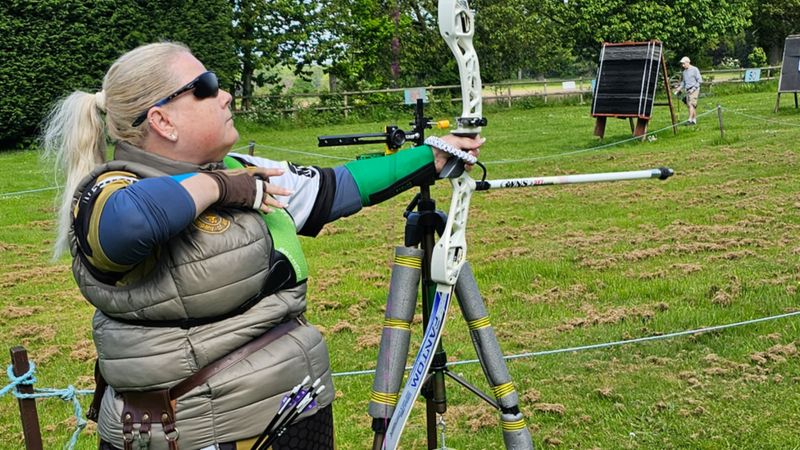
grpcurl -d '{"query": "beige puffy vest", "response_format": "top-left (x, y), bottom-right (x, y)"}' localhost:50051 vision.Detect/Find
top-left (71, 143), bottom-right (334, 449)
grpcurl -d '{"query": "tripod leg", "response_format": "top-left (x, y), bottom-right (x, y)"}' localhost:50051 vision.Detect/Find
top-left (455, 262), bottom-right (534, 449)
top-left (369, 246), bottom-right (423, 448)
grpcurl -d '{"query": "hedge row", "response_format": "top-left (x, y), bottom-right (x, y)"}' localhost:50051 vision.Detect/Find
top-left (0, 0), bottom-right (237, 149)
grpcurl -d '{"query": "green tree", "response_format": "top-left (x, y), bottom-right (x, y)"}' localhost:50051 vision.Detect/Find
top-left (476, 0), bottom-right (574, 80)
top-left (232, 0), bottom-right (318, 109)
top-left (747, 47), bottom-right (768, 68)
top-left (308, 0), bottom-right (401, 90)
top-left (122, 0), bottom-right (238, 93)
top-left (560, 0), bottom-right (752, 68)
top-left (308, 0), bottom-right (575, 89)
top-left (749, 0), bottom-right (800, 64)
top-left (0, 0), bottom-right (121, 148)
top-left (154, 0), bottom-right (239, 91)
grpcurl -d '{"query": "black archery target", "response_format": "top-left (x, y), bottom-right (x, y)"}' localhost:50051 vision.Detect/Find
top-left (592, 41), bottom-right (663, 118)
top-left (778, 35), bottom-right (800, 93)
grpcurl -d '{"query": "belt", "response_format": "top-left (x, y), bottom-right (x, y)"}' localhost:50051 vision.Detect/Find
top-left (171, 318), bottom-right (302, 399)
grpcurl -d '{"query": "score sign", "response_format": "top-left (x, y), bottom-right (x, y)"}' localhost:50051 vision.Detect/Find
top-left (744, 69), bottom-right (761, 83)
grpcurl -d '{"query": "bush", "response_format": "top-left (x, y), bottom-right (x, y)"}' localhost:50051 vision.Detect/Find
top-left (747, 47), bottom-right (768, 68)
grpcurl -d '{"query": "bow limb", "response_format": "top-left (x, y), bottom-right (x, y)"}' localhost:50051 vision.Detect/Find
top-left (438, 0), bottom-right (486, 136)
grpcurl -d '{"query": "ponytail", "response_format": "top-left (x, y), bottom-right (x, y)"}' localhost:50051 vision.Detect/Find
top-left (41, 91), bottom-right (107, 259)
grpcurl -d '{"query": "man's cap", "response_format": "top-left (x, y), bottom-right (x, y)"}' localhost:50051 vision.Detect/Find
top-left (680, 56), bottom-right (691, 64)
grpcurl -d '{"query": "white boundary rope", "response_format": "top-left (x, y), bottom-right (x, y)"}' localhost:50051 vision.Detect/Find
top-left (721, 108), bottom-right (800, 128)
top-left (253, 143), bottom-right (353, 161)
top-left (0, 144), bottom-right (254, 199)
top-left (331, 310), bottom-right (800, 377)
top-left (0, 186), bottom-right (59, 198)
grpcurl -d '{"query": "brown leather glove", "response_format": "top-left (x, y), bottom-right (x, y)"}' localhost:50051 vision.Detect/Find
top-left (204, 171), bottom-right (264, 209)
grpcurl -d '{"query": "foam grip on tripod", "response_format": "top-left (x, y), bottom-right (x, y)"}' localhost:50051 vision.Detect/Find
top-left (368, 247), bottom-right (423, 419)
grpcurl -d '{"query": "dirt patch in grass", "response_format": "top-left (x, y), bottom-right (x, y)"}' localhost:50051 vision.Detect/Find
top-left (465, 407), bottom-right (499, 432)
top-left (750, 343), bottom-right (797, 365)
top-left (543, 436), bottom-right (563, 446)
top-left (678, 405), bottom-right (707, 417)
top-left (311, 298), bottom-right (343, 311)
top-left (595, 386), bottom-right (624, 402)
top-left (568, 217), bottom-right (784, 270)
top-left (629, 268), bottom-right (668, 279)
top-left (31, 345), bottom-right (63, 365)
top-left (11, 324), bottom-right (57, 344)
top-left (347, 302), bottom-right (365, 318)
top-left (690, 342), bottom-right (799, 389)
top-left (317, 223), bottom-right (342, 236)
top-left (671, 263), bottom-right (703, 274)
top-left (760, 333), bottom-right (782, 342)
top-left (356, 323), bottom-right (383, 349)
top-left (485, 246), bottom-right (533, 262)
top-left (0, 264), bottom-right (69, 289)
top-left (534, 403), bottom-right (566, 415)
top-left (1, 305), bottom-right (43, 319)
top-left (70, 339), bottom-right (96, 362)
top-left (708, 276), bottom-right (741, 307)
top-left (447, 403), bottom-right (498, 432)
top-left (0, 242), bottom-right (21, 252)
top-left (522, 388), bottom-right (541, 403)
top-left (644, 355), bottom-right (673, 366)
top-left (555, 303), bottom-right (664, 332)
top-left (330, 320), bottom-right (355, 334)
top-left (710, 250), bottom-right (757, 260)
top-left (312, 267), bottom-right (346, 294)
top-left (517, 283), bottom-right (597, 305)
top-left (75, 374), bottom-right (94, 389)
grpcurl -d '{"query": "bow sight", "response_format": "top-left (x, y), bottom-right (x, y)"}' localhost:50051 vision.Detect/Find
top-left (317, 99), bottom-right (449, 154)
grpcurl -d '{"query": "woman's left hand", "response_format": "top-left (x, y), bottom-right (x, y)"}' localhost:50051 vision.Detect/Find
top-left (430, 134), bottom-right (485, 173)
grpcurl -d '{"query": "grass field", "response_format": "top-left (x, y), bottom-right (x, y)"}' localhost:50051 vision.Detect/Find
top-left (1, 85), bottom-right (799, 449)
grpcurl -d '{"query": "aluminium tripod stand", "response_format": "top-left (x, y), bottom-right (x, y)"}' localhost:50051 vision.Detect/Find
top-left (367, 183), bottom-right (533, 450)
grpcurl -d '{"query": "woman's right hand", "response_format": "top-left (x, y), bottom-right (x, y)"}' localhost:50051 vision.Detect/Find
top-left (203, 168), bottom-right (292, 214)
top-left (179, 168), bottom-right (292, 218)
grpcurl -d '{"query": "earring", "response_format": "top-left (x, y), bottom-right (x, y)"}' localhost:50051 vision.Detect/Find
top-left (169, 134), bottom-right (177, 141)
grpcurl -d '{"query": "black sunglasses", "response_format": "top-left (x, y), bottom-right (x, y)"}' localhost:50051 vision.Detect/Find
top-left (131, 71), bottom-right (219, 127)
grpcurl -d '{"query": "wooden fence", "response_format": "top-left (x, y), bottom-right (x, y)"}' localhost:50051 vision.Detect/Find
top-left (234, 66), bottom-right (781, 118)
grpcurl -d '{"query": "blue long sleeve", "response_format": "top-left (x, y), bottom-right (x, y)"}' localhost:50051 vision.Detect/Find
top-left (96, 177), bottom-right (196, 267)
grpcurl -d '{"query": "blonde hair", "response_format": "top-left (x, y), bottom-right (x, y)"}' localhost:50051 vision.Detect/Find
top-left (42, 42), bottom-right (191, 258)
